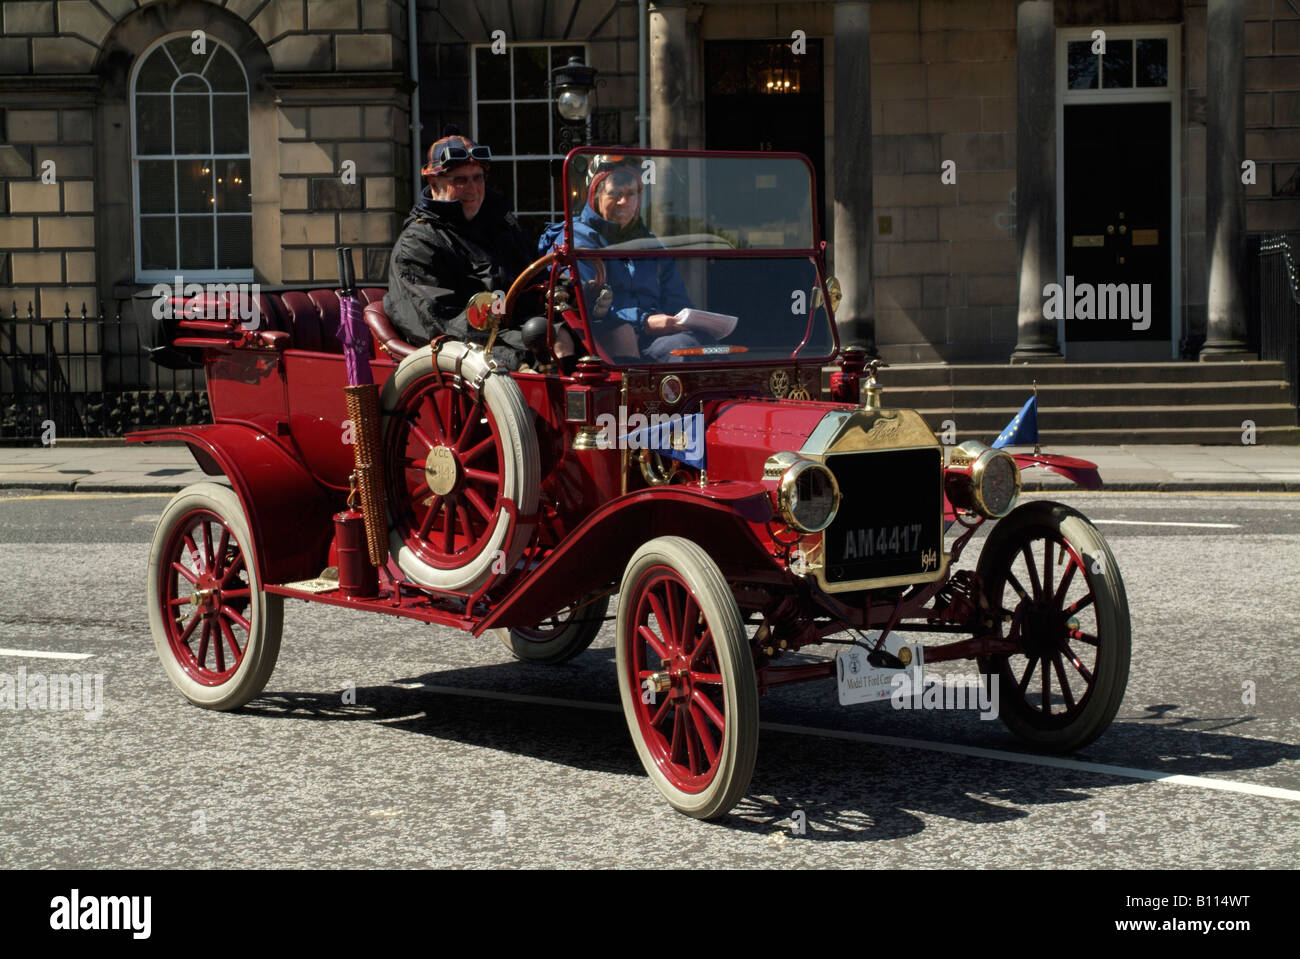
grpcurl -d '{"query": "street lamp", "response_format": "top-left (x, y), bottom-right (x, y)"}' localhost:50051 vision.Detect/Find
top-left (551, 55), bottom-right (598, 144)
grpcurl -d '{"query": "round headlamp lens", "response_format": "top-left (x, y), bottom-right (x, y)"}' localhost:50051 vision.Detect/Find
top-left (781, 461), bottom-right (840, 533)
top-left (978, 451), bottom-right (1020, 517)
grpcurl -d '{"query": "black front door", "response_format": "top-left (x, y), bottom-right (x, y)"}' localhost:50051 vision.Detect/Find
top-left (1063, 101), bottom-right (1171, 345)
top-left (704, 40), bottom-right (826, 232)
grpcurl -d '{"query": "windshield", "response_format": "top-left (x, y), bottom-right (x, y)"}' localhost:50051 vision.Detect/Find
top-left (564, 150), bottom-right (818, 251)
top-left (560, 150), bottom-right (835, 366)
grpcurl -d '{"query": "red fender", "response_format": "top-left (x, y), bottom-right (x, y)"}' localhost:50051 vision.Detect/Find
top-left (476, 482), bottom-right (779, 634)
top-left (1013, 452), bottom-right (1102, 490)
top-left (127, 425), bottom-right (335, 585)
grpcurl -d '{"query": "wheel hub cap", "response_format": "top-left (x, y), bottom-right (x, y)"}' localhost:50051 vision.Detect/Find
top-left (424, 445), bottom-right (461, 496)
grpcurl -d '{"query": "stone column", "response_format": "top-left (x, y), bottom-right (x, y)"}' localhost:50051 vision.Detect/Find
top-left (1200, 0), bottom-right (1253, 360)
top-left (1010, 0), bottom-right (1063, 363)
top-left (832, 1), bottom-right (874, 351)
top-left (648, 1), bottom-right (689, 149)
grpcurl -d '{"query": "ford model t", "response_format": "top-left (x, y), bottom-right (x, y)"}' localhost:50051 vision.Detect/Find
top-left (132, 149), bottom-right (1131, 819)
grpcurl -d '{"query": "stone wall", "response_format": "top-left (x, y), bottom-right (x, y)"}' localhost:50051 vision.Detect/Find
top-left (1244, 0), bottom-right (1300, 232)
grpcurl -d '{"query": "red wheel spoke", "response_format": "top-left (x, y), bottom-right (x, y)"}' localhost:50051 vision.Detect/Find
top-left (1018, 655), bottom-right (1039, 695)
top-left (168, 596), bottom-right (191, 607)
top-left (692, 688), bottom-right (725, 730)
top-left (465, 487), bottom-right (494, 522)
top-left (183, 534), bottom-right (204, 573)
top-left (219, 551), bottom-right (245, 587)
top-left (1051, 652), bottom-right (1075, 708)
top-left (221, 605), bottom-right (251, 633)
top-left (457, 503), bottom-right (474, 541)
top-left (409, 420), bottom-right (437, 452)
top-left (177, 609), bottom-right (201, 644)
top-left (662, 584), bottom-right (681, 653)
top-left (646, 593), bottom-right (677, 654)
top-left (1043, 538), bottom-right (1055, 599)
top-left (1021, 545), bottom-right (1042, 598)
top-left (410, 480), bottom-right (431, 501)
top-left (219, 618), bottom-right (243, 664)
top-left (1054, 554), bottom-right (1078, 607)
top-left (1041, 650), bottom-right (1050, 712)
top-left (464, 467), bottom-right (500, 486)
top-left (669, 707), bottom-right (684, 763)
top-left (1073, 631), bottom-right (1099, 648)
top-left (222, 588), bottom-right (251, 600)
top-left (1062, 642), bottom-right (1094, 682)
top-left (461, 435), bottom-right (494, 465)
top-left (455, 397), bottom-right (483, 451)
top-left (418, 495), bottom-right (442, 539)
top-left (1006, 571), bottom-right (1030, 603)
top-left (196, 621), bottom-right (211, 668)
top-left (689, 704), bottom-right (718, 766)
top-left (637, 623), bottom-right (669, 662)
top-left (213, 525), bottom-right (230, 576)
top-left (212, 622), bottom-right (225, 672)
top-left (442, 507), bottom-right (456, 554)
top-left (171, 561), bottom-right (199, 585)
top-left (683, 707), bottom-right (701, 775)
top-left (1065, 594), bottom-right (1094, 616)
top-left (651, 695), bottom-right (672, 727)
top-left (201, 524), bottom-right (215, 572)
top-left (691, 671), bottom-right (723, 685)
top-left (422, 391), bottom-right (448, 443)
top-left (689, 629), bottom-right (715, 668)
top-left (679, 592), bottom-right (699, 654)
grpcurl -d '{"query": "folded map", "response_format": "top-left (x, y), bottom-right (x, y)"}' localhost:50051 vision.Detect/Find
top-left (673, 308), bottom-right (737, 339)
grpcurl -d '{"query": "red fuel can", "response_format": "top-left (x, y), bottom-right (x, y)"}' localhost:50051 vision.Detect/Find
top-left (333, 509), bottom-right (378, 599)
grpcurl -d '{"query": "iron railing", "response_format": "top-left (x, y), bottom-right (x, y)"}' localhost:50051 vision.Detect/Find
top-left (0, 301), bottom-right (207, 443)
top-left (1258, 232), bottom-right (1300, 407)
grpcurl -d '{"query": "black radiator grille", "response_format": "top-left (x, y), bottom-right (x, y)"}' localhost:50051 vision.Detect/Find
top-left (823, 447), bottom-right (942, 585)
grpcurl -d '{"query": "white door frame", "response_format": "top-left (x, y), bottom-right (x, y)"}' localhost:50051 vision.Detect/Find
top-left (1055, 25), bottom-right (1182, 360)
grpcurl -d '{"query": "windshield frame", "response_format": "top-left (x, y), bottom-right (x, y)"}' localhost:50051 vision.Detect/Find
top-left (557, 147), bottom-right (840, 367)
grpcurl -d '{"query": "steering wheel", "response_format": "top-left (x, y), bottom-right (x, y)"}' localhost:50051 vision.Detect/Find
top-left (503, 253), bottom-right (556, 323)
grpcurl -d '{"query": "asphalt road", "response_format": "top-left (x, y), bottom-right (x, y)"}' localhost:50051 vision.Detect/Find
top-left (1, 488), bottom-right (1297, 868)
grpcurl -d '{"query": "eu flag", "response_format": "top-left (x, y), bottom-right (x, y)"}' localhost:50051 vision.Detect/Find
top-left (992, 395), bottom-right (1038, 449)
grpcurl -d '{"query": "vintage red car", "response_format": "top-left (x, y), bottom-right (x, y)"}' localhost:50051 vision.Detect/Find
top-left (130, 148), bottom-right (1131, 820)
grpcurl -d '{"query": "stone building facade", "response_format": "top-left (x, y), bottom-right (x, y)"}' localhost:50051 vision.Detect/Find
top-left (1, 0), bottom-right (1296, 367)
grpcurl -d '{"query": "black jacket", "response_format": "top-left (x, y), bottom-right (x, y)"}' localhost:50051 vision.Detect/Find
top-left (383, 187), bottom-right (534, 345)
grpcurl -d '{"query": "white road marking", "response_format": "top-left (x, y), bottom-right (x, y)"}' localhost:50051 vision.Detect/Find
top-left (1092, 519), bottom-right (1239, 529)
top-left (0, 648), bottom-right (94, 661)
top-left (417, 684), bottom-right (1300, 803)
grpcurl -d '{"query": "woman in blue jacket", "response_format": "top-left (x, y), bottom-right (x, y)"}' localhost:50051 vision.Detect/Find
top-left (568, 163), bottom-right (707, 362)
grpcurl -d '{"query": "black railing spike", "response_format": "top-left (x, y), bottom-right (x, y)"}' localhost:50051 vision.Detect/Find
top-left (80, 302), bottom-right (87, 320)
top-left (97, 302), bottom-right (106, 322)
top-left (63, 302), bottom-right (71, 321)
top-left (26, 302), bottom-right (34, 320)
top-left (9, 301), bottom-right (15, 320)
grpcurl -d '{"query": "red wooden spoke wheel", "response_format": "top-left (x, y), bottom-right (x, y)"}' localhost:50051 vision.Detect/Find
top-left (387, 370), bottom-right (506, 571)
top-left (976, 501), bottom-right (1131, 752)
top-left (147, 483), bottom-right (282, 710)
top-left (616, 537), bottom-right (758, 819)
top-left (380, 342), bottom-right (539, 593)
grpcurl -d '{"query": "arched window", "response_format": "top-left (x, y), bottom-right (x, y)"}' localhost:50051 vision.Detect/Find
top-left (131, 35), bottom-right (252, 282)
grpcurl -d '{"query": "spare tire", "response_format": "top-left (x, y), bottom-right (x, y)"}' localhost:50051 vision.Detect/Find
top-left (381, 341), bottom-right (540, 592)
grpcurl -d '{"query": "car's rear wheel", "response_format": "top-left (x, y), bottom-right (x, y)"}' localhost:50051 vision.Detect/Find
top-left (494, 592), bottom-right (610, 664)
top-left (616, 537), bottom-right (758, 819)
top-left (146, 482), bottom-right (283, 710)
top-left (976, 500), bottom-right (1130, 752)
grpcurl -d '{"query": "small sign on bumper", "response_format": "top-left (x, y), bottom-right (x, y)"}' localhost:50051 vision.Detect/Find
top-left (836, 634), bottom-right (925, 706)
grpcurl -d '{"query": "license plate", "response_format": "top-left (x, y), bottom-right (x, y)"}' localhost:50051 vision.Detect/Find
top-left (836, 634), bottom-right (925, 706)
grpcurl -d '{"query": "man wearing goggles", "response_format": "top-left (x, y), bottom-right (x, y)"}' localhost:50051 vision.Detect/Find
top-left (384, 129), bottom-right (541, 367)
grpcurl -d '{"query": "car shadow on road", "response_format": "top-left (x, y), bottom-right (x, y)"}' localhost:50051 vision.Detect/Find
top-left (241, 667), bottom-right (1299, 842)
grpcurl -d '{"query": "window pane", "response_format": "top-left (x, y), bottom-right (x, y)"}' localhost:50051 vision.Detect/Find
top-left (140, 216), bottom-right (176, 271)
top-left (1137, 38), bottom-right (1168, 87)
top-left (1102, 39), bottom-right (1133, 89)
top-left (177, 159), bottom-right (213, 213)
top-left (165, 36), bottom-right (210, 77)
top-left (136, 50), bottom-right (176, 92)
top-left (217, 215), bottom-right (252, 268)
top-left (136, 94), bottom-right (171, 154)
top-left (1067, 41), bottom-right (1097, 90)
top-left (173, 94), bottom-right (211, 154)
top-left (551, 46), bottom-right (585, 71)
top-left (489, 160), bottom-right (515, 210)
top-left (179, 215), bottom-right (215, 269)
top-left (515, 159), bottom-right (551, 212)
top-left (477, 102), bottom-right (512, 153)
top-left (174, 74), bottom-right (207, 92)
top-left (205, 46), bottom-right (246, 92)
top-left (514, 102), bottom-right (550, 155)
top-left (139, 160), bottom-right (175, 214)
top-left (212, 95), bottom-right (249, 153)
top-left (513, 46), bottom-right (548, 99)
top-left (215, 159), bottom-right (250, 212)
top-left (475, 47), bottom-right (509, 100)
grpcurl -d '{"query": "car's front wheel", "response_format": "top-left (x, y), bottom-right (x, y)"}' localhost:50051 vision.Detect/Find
top-left (615, 537), bottom-right (758, 819)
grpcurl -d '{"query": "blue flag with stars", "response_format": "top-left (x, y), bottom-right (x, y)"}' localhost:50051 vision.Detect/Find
top-left (992, 395), bottom-right (1038, 449)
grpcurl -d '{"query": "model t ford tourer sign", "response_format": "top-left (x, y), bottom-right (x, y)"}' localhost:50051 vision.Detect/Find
top-left (131, 149), bottom-right (1130, 820)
